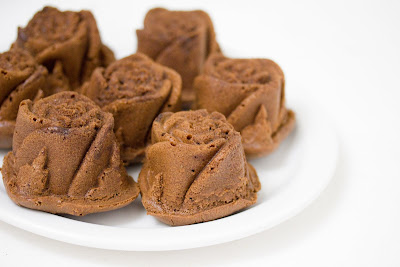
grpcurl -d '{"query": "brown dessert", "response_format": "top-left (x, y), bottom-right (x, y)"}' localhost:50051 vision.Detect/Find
top-left (13, 6), bottom-right (115, 90)
top-left (138, 109), bottom-right (260, 226)
top-left (136, 8), bottom-right (219, 108)
top-left (0, 49), bottom-right (48, 148)
top-left (1, 92), bottom-right (139, 216)
top-left (82, 53), bottom-right (182, 165)
top-left (194, 54), bottom-right (296, 157)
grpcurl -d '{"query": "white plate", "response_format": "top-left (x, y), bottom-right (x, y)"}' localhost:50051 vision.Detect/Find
top-left (0, 97), bottom-right (338, 251)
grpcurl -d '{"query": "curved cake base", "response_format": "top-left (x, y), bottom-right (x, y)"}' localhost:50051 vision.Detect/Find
top-left (2, 152), bottom-right (140, 216)
top-left (146, 197), bottom-right (257, 226)
top-left (121, 146), bottom-right (146, 165)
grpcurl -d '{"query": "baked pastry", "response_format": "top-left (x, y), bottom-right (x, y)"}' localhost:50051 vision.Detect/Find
top-left (1, 92), bottom-right (139, 216)
top-left (0, 49), bottom-right (48, 148)
top-left (136, 8), bottom-right (219, 108)
top-left (13, 6), bottom-right (115, 90)
top-left (82, 53), bottom-right (182, 164)
top-left (139, 109), bottom-right (260, 226)
top-left (194, 54), bottom-right (296, 157)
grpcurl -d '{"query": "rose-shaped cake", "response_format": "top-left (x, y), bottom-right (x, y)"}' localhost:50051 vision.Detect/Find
top-left (1, 92), bottom-right (139, 216)
top-left (82, 53), bottom-right (182, 164)
top-left (136, 8), bottom-right (220, 108)
top-left (13, 6), bottom-right (115, 90)
top-left (139, 109), bottom-right (261, 226)
top-left (194, 54), bottom-right (296, 157)
top-left (0, 48), bottom-right (48, 148)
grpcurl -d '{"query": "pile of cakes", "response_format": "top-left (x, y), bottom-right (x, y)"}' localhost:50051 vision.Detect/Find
top-left (0, 6), bottom-right (295, 226)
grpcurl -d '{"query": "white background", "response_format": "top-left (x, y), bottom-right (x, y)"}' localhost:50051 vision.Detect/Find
top-left (1, 0), bottom-right (399, 266)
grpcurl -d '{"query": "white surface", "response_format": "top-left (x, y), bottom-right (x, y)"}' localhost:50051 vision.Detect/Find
top-left (0, 98), bottom-right (338, 251)
top-left (0, 0), bottom-right (399, 265)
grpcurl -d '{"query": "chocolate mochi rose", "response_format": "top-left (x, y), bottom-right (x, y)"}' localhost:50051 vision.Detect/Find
top-left (1, 92), bottom-right (139, 216)
top-left (82, 53), bottom-right (182, 165)
top-left (0, 48), bottom-right (48, 148)
top-left (13, 6), bottom-right (115, 90)
top-left (194, 54), bottom-right (296, 157)
top-left (139, 109), bottom-right (260, 226)
top-left (136, 8), bottom-right (220, 108)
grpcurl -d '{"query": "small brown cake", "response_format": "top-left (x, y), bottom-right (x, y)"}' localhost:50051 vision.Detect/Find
top-left (0, 49), bottom-right (48, 148)
top-left (138, 109), bottom-right (260, 226)
top-left (13, 6), bottom-right (115, 90)
top-left (1, 92), bottom-right (139, 216)
top-left (194, 54), bottom-right (296, 157)
top-left (136, 8), bottom-right (220, 108)
top-left (82, 53), bottom-right (182, 165)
